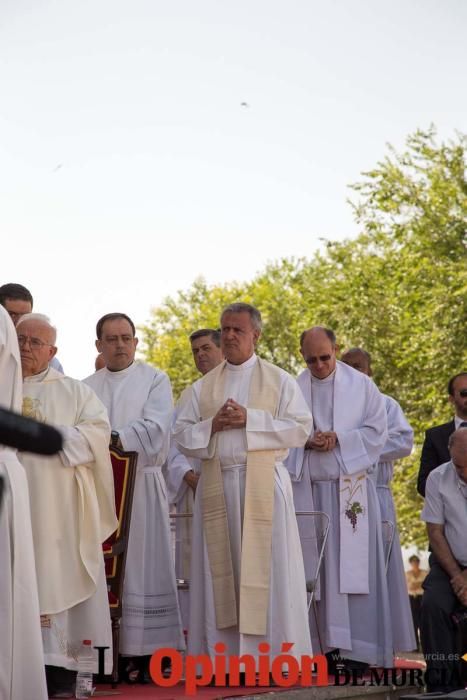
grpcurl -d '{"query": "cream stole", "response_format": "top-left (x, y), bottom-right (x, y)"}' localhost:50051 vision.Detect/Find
top-left (21, 368), bottom-right (118, 613)
top-left (199, 357), bottom-right (282, 636)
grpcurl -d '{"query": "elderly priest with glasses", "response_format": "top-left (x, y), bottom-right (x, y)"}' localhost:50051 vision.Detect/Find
top-left (16, 313), bottom-right (117, 698)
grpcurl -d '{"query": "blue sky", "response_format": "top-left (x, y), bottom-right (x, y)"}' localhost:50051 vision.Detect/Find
top-left (1, 0), bottom-right (466, 377)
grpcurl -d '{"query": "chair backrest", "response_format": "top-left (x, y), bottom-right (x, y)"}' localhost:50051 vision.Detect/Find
top-left (295, 510), bottom-right (330, 594)
top-left (381, 519), bottom-right (395, 572)
top-left (103, 446), bottom-right (138, 614)
top-left (169, 511), bottom-right (193, 588)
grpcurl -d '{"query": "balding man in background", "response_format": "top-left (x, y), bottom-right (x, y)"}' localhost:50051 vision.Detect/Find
top-left (341, 347), bottom-right (416, 653)
top-left (287, 327), bottom-right (392, 670)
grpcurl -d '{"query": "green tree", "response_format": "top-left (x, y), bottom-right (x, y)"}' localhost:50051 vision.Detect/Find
top-left (140, 128), bottom-right (467, 544)
top-left (341, 128), bottom-right (467, 543)
top-left (141, 278), bottom-right (243, 398)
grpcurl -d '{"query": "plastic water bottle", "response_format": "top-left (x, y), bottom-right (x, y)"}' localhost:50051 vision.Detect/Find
top-left (75, 639), bottom-right (93, 699)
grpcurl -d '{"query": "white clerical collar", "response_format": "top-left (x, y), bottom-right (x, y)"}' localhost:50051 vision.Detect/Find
top-left (24, 366), bottom-right (51, 383)
top-left (104, 360), bottom-right (136, 378)
top-left (226, 353), bottom-right (257, 372)
top-left (454, 415), bottom-right (467, 430)
top-left (310, 367), bottom-right (336, 384)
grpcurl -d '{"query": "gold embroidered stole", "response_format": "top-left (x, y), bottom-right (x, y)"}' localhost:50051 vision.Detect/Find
top-left (199, 357), bottom-right (282, 635)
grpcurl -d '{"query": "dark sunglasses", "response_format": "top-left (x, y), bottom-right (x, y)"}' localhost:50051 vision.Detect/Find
top-left (306, 354), bottom-right (332, 364)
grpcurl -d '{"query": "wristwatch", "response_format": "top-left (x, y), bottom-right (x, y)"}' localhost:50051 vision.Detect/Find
top-left (110, 430), bottom-right (120, 447)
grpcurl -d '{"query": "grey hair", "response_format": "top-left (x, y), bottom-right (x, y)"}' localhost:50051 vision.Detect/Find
top-left (16, 312), bottom-right (57, 345)
top-left (189, 328), bottom-right (221, 346)
top-left (220, 303), bottom-right (262, 332)
top-left (448, 427), bottom-right (467, 450)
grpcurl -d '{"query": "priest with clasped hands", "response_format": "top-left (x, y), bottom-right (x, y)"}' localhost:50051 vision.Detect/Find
top-left (286, 327), bottom-right (391, 672)
top-left (173, 302), bottom-right (313, 671)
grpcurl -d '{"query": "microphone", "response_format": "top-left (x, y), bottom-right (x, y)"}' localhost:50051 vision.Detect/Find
top-left (0, 407), bottom-right (63, 455)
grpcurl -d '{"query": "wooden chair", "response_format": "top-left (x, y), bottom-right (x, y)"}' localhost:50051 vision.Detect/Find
top-left (102, 446), bottom-right (138, 687)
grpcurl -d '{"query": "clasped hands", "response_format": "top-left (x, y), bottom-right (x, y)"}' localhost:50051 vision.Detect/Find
top-left (450, 570), bottom-right (467, 606)
top-left (183, 470), bottom-right (199, 493)
top-left (305, 430), bottom-right (338, 452)
top-left (211, 398), bottom-right (247, 435)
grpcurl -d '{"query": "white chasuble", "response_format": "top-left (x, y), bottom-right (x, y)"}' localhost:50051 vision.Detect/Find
top-left (19, 366), bottom-right (117, 673)
top-left (85, 361), bottom-right (184, 655)
top-left (0, 306), bottom-right (48, 700)
top-left (173, 353), bottom-right (313, 664)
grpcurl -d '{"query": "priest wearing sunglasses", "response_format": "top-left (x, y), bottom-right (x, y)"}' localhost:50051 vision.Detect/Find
top-left (286, 326), bottom-right (391, 672)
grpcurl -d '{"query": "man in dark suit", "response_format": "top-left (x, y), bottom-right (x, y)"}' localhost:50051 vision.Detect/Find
top-left (418, 372), bottom-right (467, 496)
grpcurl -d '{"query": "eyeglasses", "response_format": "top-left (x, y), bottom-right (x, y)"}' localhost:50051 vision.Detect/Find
top-left (17, 335), bottom-right (54, 349)
top-left (305, 354), bottom-right (332, 364)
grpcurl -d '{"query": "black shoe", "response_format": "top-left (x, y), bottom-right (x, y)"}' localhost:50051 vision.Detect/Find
top-left (120, 656), bottom-right (151, 684)
top-left (45, 665), bottom-right (75, 698)
top-left (325, 650), bottom-right (344, 675)
top-left (342, 658), bottom-right (370, 672)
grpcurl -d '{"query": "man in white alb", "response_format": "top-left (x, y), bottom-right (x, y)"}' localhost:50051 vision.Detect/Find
top-left (16, 313), bottom-right (117, 697)
top-left (341, 347), bottom-right (416, 653)
top-left (173, 303), bottom-right (313, 670)
top-left (0, 306), bottom-right (48, 700)
top-left (85, 313), bottom-right (183, 682)
top-left (165, 328), bottom-right (224, 629)
top-left (286, 327), bottom-right (392, 670)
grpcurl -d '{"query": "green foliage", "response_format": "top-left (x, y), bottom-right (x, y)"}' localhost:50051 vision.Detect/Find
top-left (141, 278), bottom-right (243, 398)
top-left (140, 128), bottom-right (467, 545)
